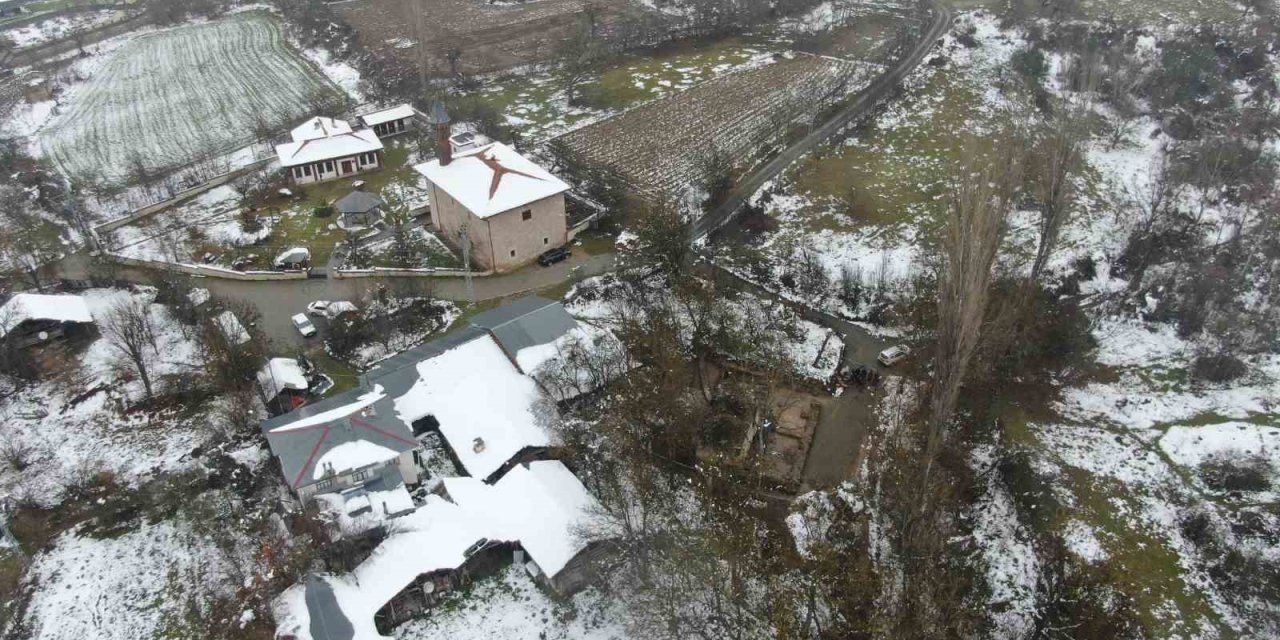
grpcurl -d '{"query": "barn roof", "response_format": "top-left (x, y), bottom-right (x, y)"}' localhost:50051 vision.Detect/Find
top-left (470, 295), bottom-right (577, 359)
top-left (413, 142), bottom-right (568, 219)
top-left (0, 293), bottom-right (93, 336)
top-left (260, 385), bottom-right (418, 489)
top-left (275, 461), bottom-right (599, 640)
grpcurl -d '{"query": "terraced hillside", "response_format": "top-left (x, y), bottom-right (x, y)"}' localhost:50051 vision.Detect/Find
top-left (555, 53), bottom-right (870, 198)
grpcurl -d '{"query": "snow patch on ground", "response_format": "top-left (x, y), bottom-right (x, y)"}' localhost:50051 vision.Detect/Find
top-left (392, 565), bottom-right (625, 640)
top-left (23, 520), bottom-right (233, 640)
top-left (0, 288), bottom-right (218, 505)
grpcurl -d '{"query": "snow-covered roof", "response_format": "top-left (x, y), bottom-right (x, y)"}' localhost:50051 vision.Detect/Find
top-left (260, 385), bottom-right (419, 489)
top-left (187, 287), bottom-right (211, 307)
top-left (274, 461), bottom-right (599, 640)
top-left (291, 116), bottom-right (353, 142)
top-left (213, 310), bottom-right (250, 346)
top-left (443, 460), bottom-right (598, 577)
top-left (358, 104), bottom-right (417, 127)
top-left (257, 357), bottom-right (308, 398)
top-left (276, 128), bottom-right (383, 168)
top-left (413, 141), bottom-right (569, 219)
top-left (0, 293), bottom-right (94, 335)
top-left (393, 334), bottom-right (548, 481)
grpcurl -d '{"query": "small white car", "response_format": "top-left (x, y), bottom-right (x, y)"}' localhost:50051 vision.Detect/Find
top-left (877, 345), bottom-right (910, 367)
top-left (307, 300), bottom-right (358, 318)
top-left (292, 313), bottom-right (317, 338)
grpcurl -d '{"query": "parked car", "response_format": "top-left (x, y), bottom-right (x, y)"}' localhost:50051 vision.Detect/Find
top-left (877, 345), bottom-right (910, 367)
top-left (537, 247), bottom-right (570, 267)
top-left (307, 300), bottom-right (358, 318)
top-left (292, 313), bottom-right (317, 338)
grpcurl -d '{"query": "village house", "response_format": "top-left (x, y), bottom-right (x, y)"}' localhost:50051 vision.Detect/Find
top-left (414, 104), bottom-right (570, 273)
top-left (265, 297), bottom-right (624, 639)
top-left (276, 460), bottom-right (610, 640)
top-left (275, 116), bottom-right (384, 185)
top-left (356, 104), bottom-right (419, 138)
top-left (0, 293), bottom-right (95, 349)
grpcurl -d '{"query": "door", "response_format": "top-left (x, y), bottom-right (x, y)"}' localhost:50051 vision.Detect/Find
top-left (341, 160), bottom-right (354, 174)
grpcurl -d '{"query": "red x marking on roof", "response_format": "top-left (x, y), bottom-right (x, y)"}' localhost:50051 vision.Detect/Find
top-left (474, 151), bottom-right (544, 200)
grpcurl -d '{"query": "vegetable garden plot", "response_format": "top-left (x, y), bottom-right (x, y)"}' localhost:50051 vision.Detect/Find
top-left (554, 53), bottom-right (869, 198)
top-left (36, 12), bottom-right (343, 182)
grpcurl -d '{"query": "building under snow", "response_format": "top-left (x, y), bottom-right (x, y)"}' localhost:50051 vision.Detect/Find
top-left (414, 103), bottom-right (570, 273)
top-left (265, 297), bottom-right (622, 638)
top-left (276, 116), bottom-right (384, 185)
top-left (356, 104), bottom-right (420, 139)
top-left (0, 293), bottom-right (95, 349)
top-left (275, 460), bottom-right (610, 640)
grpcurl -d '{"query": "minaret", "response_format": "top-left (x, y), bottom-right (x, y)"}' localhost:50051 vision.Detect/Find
top-left (426, 101), bottom-right (452, 166)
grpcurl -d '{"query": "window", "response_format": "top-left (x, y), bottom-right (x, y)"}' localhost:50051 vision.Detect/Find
top-left (350, 469), bottom-right (370, 483)
top-left (303, 164), bottom-right (312, 176)
top-left (521, 209), bottom-right (532, 221)
top-left (316, 477), bottom-right (334, 491)
top-left (543, 237), bottom-right (549, 245)
top-left (324, 161), bottom-right (334, 173)
top-left (510, 249), bottom-right (516, 258)
top-left (292, 167), bottom-right (302, 179)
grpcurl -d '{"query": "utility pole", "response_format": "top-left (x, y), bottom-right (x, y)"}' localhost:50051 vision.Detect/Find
top-left (458, 222), bottom-right (474, 303)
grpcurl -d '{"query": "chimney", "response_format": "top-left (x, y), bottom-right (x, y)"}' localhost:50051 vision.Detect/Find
top-left (426, 101), bottom-right (452, 166)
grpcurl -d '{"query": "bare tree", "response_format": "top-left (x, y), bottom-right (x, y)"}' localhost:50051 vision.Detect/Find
top-left (556, 20), bottom-right (605, 105)
top-left (101, 297), bottom-right (160, 401)
top-left (926, 138), bottom-right (1024, 469)
top-left (1028, 96), bottom-right (1089, 283)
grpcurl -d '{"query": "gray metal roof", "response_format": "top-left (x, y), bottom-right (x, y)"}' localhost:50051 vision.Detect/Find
top-left (261, 298), bottom-right (579, 489)
top-left (305, 575), bottom-right (354, 640)
top-left (334, 190), bottom-right (384, 214)
top-left (471, 296), bottom-right (578, 358)
top-left (260, 387), bottom-right (417, 490)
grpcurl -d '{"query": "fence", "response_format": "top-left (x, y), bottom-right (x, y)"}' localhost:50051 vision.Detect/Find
top-left (93, 156), bottom-right (274, 234)
top-left (102, 253), bottom-right (310, 281)
top-left (331, 266), bottom-right (492, 279)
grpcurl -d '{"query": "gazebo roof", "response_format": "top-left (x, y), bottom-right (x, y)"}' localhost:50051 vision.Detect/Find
top-left (334, 191), bottom-right (384, 214)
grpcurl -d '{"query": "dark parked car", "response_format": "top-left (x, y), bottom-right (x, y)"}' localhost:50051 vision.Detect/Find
top-left (537, 247), bottom-right (570, 267)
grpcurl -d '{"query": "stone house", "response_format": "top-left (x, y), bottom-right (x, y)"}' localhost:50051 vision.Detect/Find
top-left (413, 105), bottom-right (569, 273)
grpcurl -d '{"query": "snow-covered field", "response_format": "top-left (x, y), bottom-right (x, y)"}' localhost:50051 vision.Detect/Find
top-left (22, 519), bottom-right (237, 640)
top-left (28, 11), bottom-right (343, 182)
top-left (0, 9), bottom-right (129, 49)
top-left (0, 288), bottom-right (225, 505)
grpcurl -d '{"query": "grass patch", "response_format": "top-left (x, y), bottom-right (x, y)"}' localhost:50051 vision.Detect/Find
top-left (229, 144), bottom-right (419, 268)
top-left (570, 229), bottom-right (615, 256)
top-left (305, 349), bottom-right (361, 393)
top-left (1057, 467), bottom-right (1229, 637)
top-left (785, 67), bottom-right (984, 234)
top-left (474, 33), bottom-right (780, 141)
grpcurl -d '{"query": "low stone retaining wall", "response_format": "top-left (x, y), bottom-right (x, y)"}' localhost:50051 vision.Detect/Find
top-left (332, 266), bottom-right (491, 279)
top-left (103, 253), bottom-right (309, 281)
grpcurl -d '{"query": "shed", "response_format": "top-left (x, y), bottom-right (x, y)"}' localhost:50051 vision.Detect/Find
top-left (0, 293), bottom-right (95, 349)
